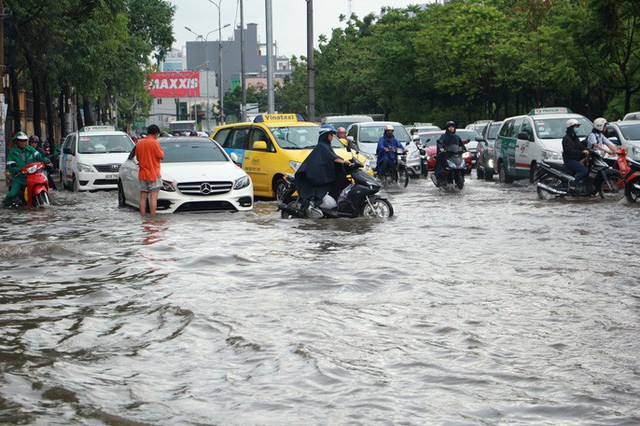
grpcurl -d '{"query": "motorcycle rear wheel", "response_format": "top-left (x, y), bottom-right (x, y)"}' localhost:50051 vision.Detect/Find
top-left (362, 198), bottom-right (393, 218)
top-left (399, 168), bottom-right (409, 188)
top-left (625, 176), bottom-right (640, 203)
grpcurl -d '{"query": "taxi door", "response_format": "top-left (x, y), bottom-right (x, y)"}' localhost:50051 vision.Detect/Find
top-left (61, 134), bottom-right (76, 186)
top-left (515, 117), bottom-right (534, 177)
top-left (243, 126), bottom-right (276, 195)
top-left (222, 126), bottom-right (250, 168)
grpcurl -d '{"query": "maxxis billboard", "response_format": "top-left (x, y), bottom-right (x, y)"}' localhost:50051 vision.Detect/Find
top-left (146, 71), bottom-right (200, 98)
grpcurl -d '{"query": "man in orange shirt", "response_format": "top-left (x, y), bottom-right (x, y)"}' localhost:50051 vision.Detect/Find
top-left (136, 124), bottom-right (164, 216)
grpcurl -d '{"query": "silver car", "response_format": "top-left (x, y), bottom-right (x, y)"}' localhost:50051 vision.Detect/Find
top-left (346, 121), bottom-right (422, 177)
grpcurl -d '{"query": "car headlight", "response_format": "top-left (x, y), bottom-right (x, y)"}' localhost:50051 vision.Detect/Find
top-left (161, 180), bottom-right (175, 192)
top-left (632, 147), bottom-right (640, 158)
top-left (233, 175), bottom-right (251, 190)
top-left (78, 162), bottom-right (93, 172)
top-left (462, 152), bottom-right (471, 159)
top-left (363, 160), bottom-right (372, 172)
top-left (361, 151), bottom-right (375, 162)
top-left (542, 149), bottom-right (562, 160)
top-left (289, 161), bottom-right (301, 172)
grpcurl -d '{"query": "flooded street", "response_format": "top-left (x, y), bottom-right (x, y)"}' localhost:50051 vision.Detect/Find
top-left (1, 177), bottom-right (639, 425)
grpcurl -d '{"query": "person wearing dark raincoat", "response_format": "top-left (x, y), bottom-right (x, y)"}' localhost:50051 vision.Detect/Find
top-left (295, 125), bottom-right (351, 204)
top-left (435, 121), bottom-right (465, 185)
top-left (376, 125), bottom-right (405, 178)
top-left (3, 132), bottom-right (48, 207)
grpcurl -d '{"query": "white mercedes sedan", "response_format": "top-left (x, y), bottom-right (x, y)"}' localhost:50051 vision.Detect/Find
top-left (117, 137), bottom-right (253, 213)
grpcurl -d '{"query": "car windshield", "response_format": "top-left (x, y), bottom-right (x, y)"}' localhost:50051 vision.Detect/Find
top-left (617, 123), bottom-right (640, 141)
top-left (78, 134), bottom-right (135, 154)
top-left (456, 130), bottom-right (479, 142)
top-left (534, 117), bottom-right (593, 139)
top-left (487, 123), bottom-right (501, 139)
top-left (269, 125), bottom-right (345, 150)
top-left (358, 125), bottom-right (412, 144)
top-left (418, 132), bottom-right (443, 146)
top-left (159, 139), bottom-right (228, 163)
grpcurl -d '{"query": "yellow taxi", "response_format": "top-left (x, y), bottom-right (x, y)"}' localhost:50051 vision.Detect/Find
top-left (212, 113), bottom-right (373, 199)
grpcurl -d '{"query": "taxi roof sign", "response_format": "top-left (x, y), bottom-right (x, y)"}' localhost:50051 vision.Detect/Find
top-left (82, 125), bottom-right (116, 132)
top-left (529, 107), bottom-right (572, 115)
top-left (253, 113), bottom-right (305, 123)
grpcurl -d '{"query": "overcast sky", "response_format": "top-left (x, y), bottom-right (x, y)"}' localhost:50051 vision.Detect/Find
top-left (170, 0), bottom-right (434, 57)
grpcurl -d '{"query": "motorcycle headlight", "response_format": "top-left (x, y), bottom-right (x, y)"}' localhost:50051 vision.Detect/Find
top-left (542, 149), bottom-right (562, 160)
top-left (289, 161), bottom-right (302, 172)
top-left (487, 159), bottom-right (494, 168)
top-left (462, 152), bottom-right (471, 159)
top-left (78, 162), bottom-right (93, 172)
top-left (26, 164), bottom-right (38, 174)
top-left (233, 175), bottom-right (251, 190)
top-left (161, 180), bottom-right (176, 192)
top-left (407, 150), bottom-right (420, 161)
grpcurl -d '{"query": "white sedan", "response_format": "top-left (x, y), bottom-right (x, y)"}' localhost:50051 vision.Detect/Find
top-left (118, 137), bottom-right (253, 213)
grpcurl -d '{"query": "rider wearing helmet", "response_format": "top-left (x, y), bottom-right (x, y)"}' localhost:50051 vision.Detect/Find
top-left (434, 121), bottom-right (465, 186)
top-left (376, 125), bottom-right (405, 178)
top-left (562, 118), bottom-right (589, 191)
top-left (295, 125), bottom-right (352, 207)
top-left (586, 118), bottom-right (617, 155)
top-left (3, 132), bottom-right (48, 207)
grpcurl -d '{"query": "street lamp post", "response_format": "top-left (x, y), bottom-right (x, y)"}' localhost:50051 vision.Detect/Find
top-left (186, 23), bottom-right (230, 130)
top-left (208, 0), bottom-right (225, 125)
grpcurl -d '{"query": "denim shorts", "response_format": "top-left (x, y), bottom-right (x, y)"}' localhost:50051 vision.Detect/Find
top-left (139, 177), bottom-right (163, 192)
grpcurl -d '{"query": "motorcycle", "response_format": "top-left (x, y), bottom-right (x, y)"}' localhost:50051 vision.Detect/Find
top-left (11, 162), bottom-right (51, 207)
top-left (377, 147), bottom-right (409, 188)
top-left (535, 150), bottom-right (618, 200)
top-left (278, 157), bottom-right (394, 219)
top-left (430, 144), bottom-right (466, 190)
top-left (411, 135), bottom-right (429, 178)
top-left (623, 157), bottom-right (640, 203)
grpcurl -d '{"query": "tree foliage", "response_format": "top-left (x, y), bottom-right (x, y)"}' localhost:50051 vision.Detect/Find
top-left (276, 0), bottom-right (640, 124)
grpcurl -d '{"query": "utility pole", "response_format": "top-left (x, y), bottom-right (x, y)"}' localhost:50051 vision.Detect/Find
top-left (265, 0), bottom-right (274, 113)
top-left (306, 0), bottom-right (315, 122)
top-left (240, 0), bottom-right (247, 121)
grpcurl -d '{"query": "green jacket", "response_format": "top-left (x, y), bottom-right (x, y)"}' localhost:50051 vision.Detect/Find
top-left (6, 145), bottom-right (47, 177)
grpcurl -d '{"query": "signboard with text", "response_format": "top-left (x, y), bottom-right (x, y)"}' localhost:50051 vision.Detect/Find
top-left (146, 71), bottom-right (199, 98)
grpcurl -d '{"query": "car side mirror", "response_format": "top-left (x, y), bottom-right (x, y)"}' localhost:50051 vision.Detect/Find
top-left (230, 152), bottom-right (239, 163)
top-left (518, 131), bottom-right (532, 141)
top-left (475, 135), bottom-right (484, 142)
top-left (252, 141), bottom-right (268, 150)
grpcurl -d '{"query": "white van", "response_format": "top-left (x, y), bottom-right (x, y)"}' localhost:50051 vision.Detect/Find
top-left (321, 115), bottom-right (373, 129)
top-left (494, 107), bottom-right (593, 183)
top-left (60, 126), bottom-right (136, 191)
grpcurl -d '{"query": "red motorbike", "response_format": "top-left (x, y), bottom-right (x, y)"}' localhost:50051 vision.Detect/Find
top-left (19, 162), bottom-right (51, 207)
top-left (623, 155), bottom-right (640, 203)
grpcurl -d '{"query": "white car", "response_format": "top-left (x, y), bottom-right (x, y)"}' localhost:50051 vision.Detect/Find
top-left (117, 137), bottom-right (253, 213)
top-left (606, 120), bottom-right (640, 161)
top-left (60, 126), bottom-right (135, 191)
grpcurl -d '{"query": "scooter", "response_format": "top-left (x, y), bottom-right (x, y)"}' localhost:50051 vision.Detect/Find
top-left (623, 157), bottom-right (640, 203)
top-left (411, 135), bottom-right (429, 178)
top-left (15, 162), bottom-right (51, 207)
top-left (278, 157), bottom-right (394, 219)
top-left (535, 150), bottom-right (617, 200)
top-left (377, 148), bottom-right (409, 188)
top-left (430, 144), bottom-right (466, 190)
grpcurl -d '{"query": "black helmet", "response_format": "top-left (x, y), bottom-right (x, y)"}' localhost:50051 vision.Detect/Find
top-left (29, 135), bottom-right (40, 144)
top-left (445, 121), bottom-right (457, 128)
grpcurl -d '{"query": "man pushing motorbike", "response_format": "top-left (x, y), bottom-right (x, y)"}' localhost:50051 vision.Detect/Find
top-left (295, 125), bottom-right (352, 209)
top-left (3, 132), bottom-right (49, 207)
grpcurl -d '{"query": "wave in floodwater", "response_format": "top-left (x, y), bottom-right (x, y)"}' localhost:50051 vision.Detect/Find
top-left (0, 180), bottom-right (639, 425)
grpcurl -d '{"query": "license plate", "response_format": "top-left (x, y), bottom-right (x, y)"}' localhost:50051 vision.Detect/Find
top-left (105, 174), bottom-right (117, 179)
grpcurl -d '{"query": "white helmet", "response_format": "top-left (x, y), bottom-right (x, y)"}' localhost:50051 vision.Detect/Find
top-left (565, 118), bottom-right (580, 128)
top-left (384, 125), bottom-right (394, 131)
top-left (593, 117), bottom-right (608, 131)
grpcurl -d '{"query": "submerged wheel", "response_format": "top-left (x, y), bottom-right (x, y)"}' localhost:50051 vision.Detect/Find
top-left (498, 162), bottom-right (513, 184)
top-left (484, 170), bottom-right (494, 181)
top-left (399, 168), bottom-right (409, 188)
top-left (118, 181), bottom-right (126, 207)
top-left (72, 176), bottom-right (80, 192)
top-left (476, 166), bottom-right (484, 180)
top-left (625, 177), bottom-right (640, 203)
top-left (363, 198), bottom-right (394, 218)
top-left (537, 175), bottom-right (563, 200)
top-left (35, 192), bottom-right (50, 207)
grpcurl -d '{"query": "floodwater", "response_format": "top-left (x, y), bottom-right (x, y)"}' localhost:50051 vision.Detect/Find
top-left (0, 177), bottom-right (639, 425)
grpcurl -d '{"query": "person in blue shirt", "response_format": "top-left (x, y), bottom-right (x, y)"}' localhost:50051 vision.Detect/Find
top-left (376, 125), bottom-right (405, 178)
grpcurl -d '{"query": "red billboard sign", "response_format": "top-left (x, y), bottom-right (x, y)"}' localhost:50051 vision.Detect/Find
top-left (146, 71), bottom-right (199, 98)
